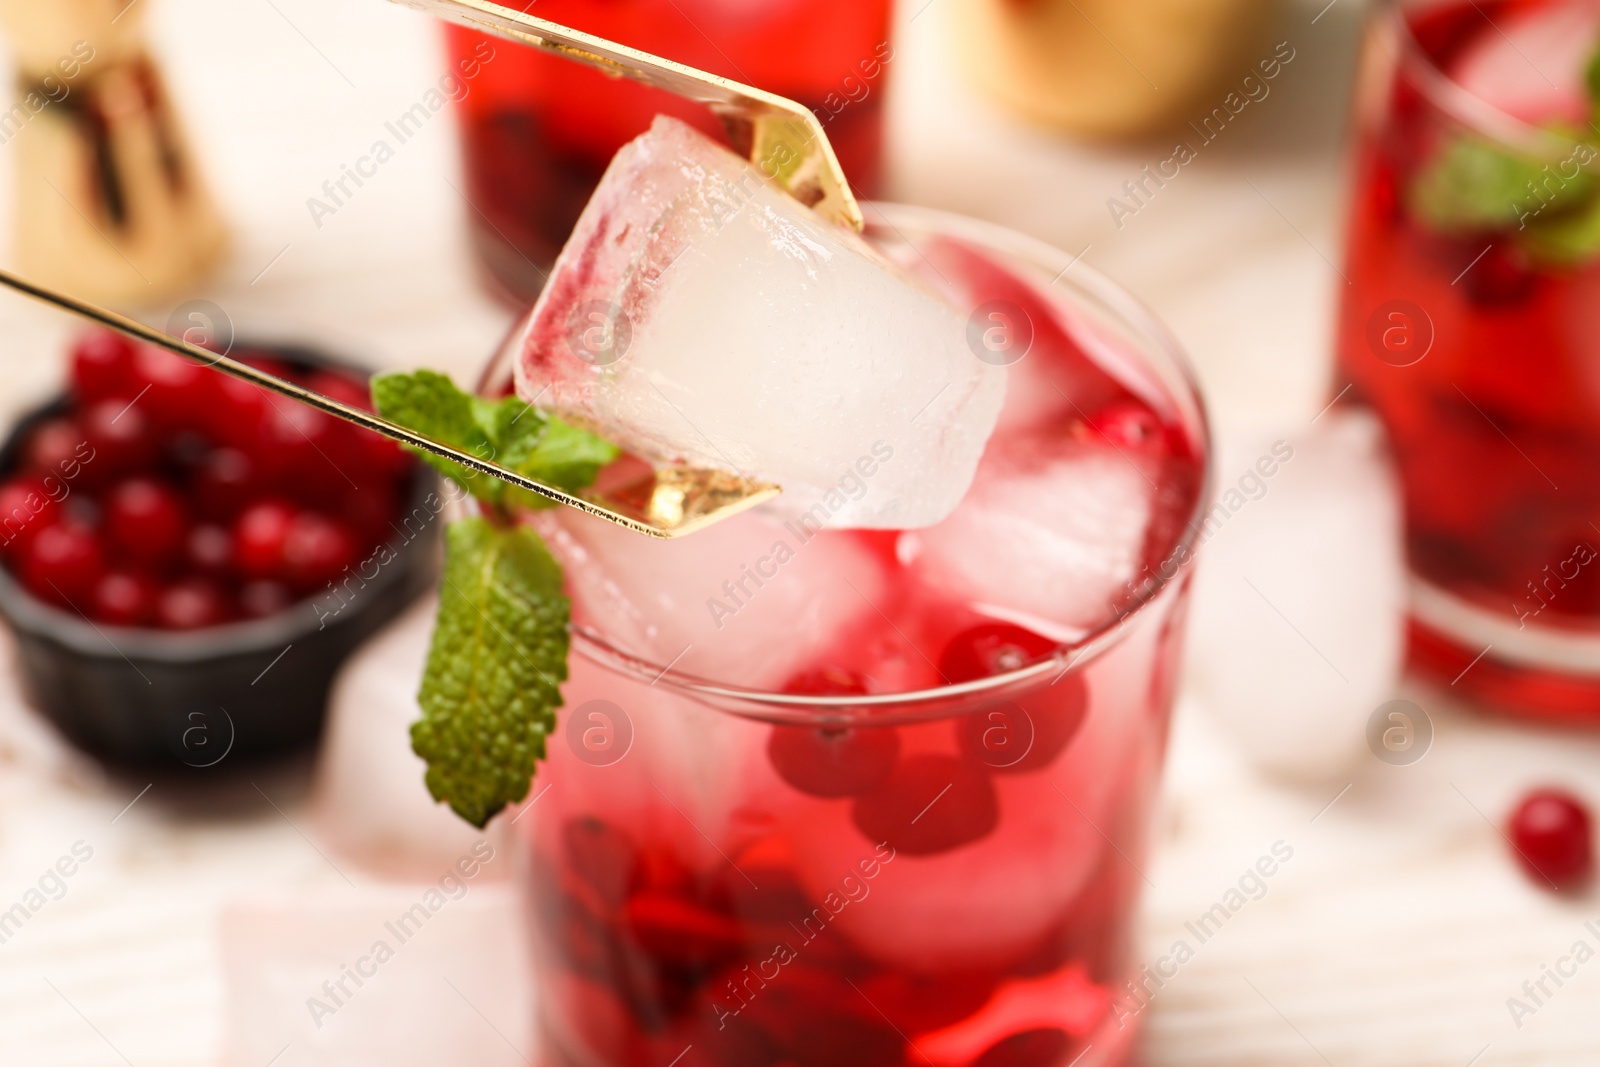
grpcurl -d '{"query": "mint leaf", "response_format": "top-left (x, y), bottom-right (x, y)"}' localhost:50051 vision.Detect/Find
top-left (412, 516), bottom-right (570, 828)
top-left (371, 370), bottom-right (616, 509)
top-left (508, 416), bottom-right (621, 511)
top-left (1407, 136), bottom-right (1591, 233)
top-left (1523, 187), bottom-right (1600, 262)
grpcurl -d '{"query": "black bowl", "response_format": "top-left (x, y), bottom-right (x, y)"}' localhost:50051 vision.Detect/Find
top-left (0, 344), bottom-right (441, 770)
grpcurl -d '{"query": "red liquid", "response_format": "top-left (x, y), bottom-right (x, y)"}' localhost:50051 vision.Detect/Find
top-left (507, 218), bottom-right (1207, 1067)
top-left (446, 0), bottom-right (893, 302)
top-left (1334, 0), bottom-right (1600, 722)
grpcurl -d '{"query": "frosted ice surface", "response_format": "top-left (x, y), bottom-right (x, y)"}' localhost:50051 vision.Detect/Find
top-left (510, 116), bottom-right (1004, 529)
top-left (906, 436), bottom-right (1154, 634)
top-left (541, 504), bottom-right (891, 689)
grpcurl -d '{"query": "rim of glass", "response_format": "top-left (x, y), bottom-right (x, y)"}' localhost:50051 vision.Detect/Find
top-left (1388, 0), bottom-right (1595, 157)
top-left (481, 201), bottom-right (1214, 724)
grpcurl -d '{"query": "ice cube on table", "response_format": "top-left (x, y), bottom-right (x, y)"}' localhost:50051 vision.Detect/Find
top-left (1184, 410), bottom-right (1405, 781)
top-left (541, 502), bottom-right (892, 689)
top-left (509, 115), bottom-right (1005, 530)
top-left (1451, 1), bottom-right (1600, 127)
top-left (309, 598), bottom-right (504, 879)
top-left (903, 435), bottom-right (1154, 636)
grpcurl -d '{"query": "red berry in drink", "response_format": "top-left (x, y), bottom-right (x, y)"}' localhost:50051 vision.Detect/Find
top-left (281, 511), bottom-right (355, 590)
top-left (768, 666), bottom-right (898, 797)
top-left (80, 398), bottom-right (157, 482)
top-left (233, 500), bottom-right (294, 578)
top-left (193, 448), bottom-right (259, 520)
top-left (973, 1028), bottom-right (1074, 1067)
top-left (90, 571), bottom-right (157, 626)
top-left (19, 523), bottom-right (103, 606)
top-left (768, 725), bottom-right (899, 798)
top-left (105, 478), bottom-right (188, 568)
top-left (70, 330), bottom-right (138, 403)
top-left (1086, 400), bottom-right (1171, 453)
top-left (852, 754), bottom-right (1000, 856)
top-left (239, 579), bottom-right (293, 619)
top-left (131, 345), bottom-right (213, 431)
top-left (0, 477), bottom-right (60, 556)
top-left (1508, 788), bottom-right (1593, 892)
top-left (623, 893), bottom-right (743, 971)
top-left (155, 578), bottom-right (230, 630)
top-left (959, 680), bottom-right (1089, 775)
top-left (939, 622), bottom-right (1057, 683)
top-left (785, 665), bottom-right (872, 696)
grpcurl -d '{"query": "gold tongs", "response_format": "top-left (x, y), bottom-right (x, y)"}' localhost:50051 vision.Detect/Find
top-left (0, 0), bottom-right (871, 538)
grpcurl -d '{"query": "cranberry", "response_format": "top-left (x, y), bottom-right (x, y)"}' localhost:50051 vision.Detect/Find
top-left (131, 345), bottom-right (214, 431)
top-left (70, 330), bottom-right (138, 403)
top-left (853, 970), bottom-right (997, 1033)
top-left (233, 500), bottom-right (294, 578)
top-left (852, 754), bottom-right (1000, 856)
top-left (205, 374), bottom-right (272, 452)
top-left (1086, 400), bottom-right (1173, 453)
top-left (281, 512), bottom-right (355, 590)
top-left (562, 817), bottom-right (638, 914)
top-left (256, 401), bottom-right (349, 501)
top-left (785, 665), bottom-right (872, 696)
top-left (186, 524), bottom-right (234, 576)
top-left (1508, 788), bottom-right (1593, 892)
top-left (958, 679), bottom-right (1088, 775)
top-left (105, 478), bottom-right (188, 568)
top-left (239, 579), bottom-right (293, 619)
top-left (155, 578), bottom-right (230, 630)
top-left (90, 571), bottom-right (157, 626)
top-left (19, 523), bottom-right (103, 607)
top-left (939, 622), bottom-right (1058, 683)
top-left (341, 483), bottom-right (401, 548)
top-left (768, 725), bottom-right (899, 799)
top-left (1462, 242), bottom-right (1538, 307)
top-left (23, 419), bottom-right (87, 480)
top-left (624, 894), bottom-right (744, 972)
top-left (973, 1028), bottom-right (1074, 1067)
top-left (193, 448), bottom-right (259, 520)
top-left (0, 477), bottom-right (60, 556)
top-left (80, 398), bottom-right (158, 482)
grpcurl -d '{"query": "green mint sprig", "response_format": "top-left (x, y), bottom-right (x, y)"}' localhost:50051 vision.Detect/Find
top-left (372, 370), bottom-right (618, 827)
top-left (1406, 36), bottom-right (1600, 265)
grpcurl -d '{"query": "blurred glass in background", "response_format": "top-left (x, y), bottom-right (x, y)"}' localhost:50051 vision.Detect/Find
top-left (446, 0), bottom-right (893, 302)
top-left (1335, 0), bottom-right (1600, 723)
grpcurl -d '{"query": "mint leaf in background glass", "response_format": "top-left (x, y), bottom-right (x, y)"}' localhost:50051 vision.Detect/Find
top-left (412, 516), bottom-right (570, 828)
top-left (1523, 188), bottom-right (1600, 263)
top-left (1407, 136), bottom-right (1592, 233)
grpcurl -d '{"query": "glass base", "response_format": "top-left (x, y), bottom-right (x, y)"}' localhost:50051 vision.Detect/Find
top-left (1408, 576), bottom-right (1600, 725)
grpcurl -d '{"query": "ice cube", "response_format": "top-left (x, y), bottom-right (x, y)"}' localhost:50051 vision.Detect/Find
top-left (541, 504), bottom-right (892, 689)
top-left (1451, 1), bottom-right (1600, 126)
top-left (903, 435), bottom-right (1154, 635)
top-left (510, 115), bottom-right (1005, 529)
top-left (221, 883), bottom-right (532, 1067)
top-left (1184, 411), bottom-right (1405, 781)
top-left (309, 598), bottom-right (504, 879)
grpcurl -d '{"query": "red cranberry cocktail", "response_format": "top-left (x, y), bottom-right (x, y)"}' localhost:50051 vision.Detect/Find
top-left (492, 206), bottom-right (1210, 1067)
top-left (1334, 0), bottom-right (1600, 721)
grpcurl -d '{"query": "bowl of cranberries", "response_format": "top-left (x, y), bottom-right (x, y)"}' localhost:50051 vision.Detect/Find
top-left (0, 330), bottom-right (441, 768)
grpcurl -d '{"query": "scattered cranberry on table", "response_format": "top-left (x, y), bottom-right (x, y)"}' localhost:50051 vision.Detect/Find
top-left (1507, 788), bottom-right (1593, 893)
top-left (0, 330), bottom-right (413, 631)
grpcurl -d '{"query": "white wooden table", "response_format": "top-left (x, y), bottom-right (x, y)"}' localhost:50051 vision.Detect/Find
top-left (0, 0), bottom-right (1595, 1063)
